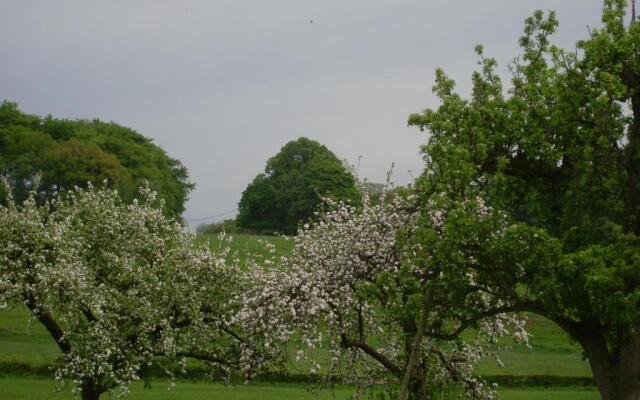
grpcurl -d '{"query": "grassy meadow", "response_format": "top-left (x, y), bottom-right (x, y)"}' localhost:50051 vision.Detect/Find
top-left (196, 233), bottom-right (294, 265)
top-left (0, 233), bottom-right (595, 398)
top-left (0, 376), bottom-right (599, 400)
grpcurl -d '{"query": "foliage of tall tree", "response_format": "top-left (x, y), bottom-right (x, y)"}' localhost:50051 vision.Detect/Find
top-left (0, 184), bottom-right (241, 400)
top-left (237, 137), bottom-right (360, 234)
top-left (0, 102), bottom-right (193, 217)
top-left (408, 2), bottom-right (640, 399)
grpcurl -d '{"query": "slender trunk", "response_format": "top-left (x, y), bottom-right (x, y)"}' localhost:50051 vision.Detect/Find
top-left (398, 291), bottom-right (432, 400)
top-left (417, 367), bottom-right (430, 400)
top-left (24, 295), bottom-right (71, 354)
top-left (412, 375), bottom-right (426, 400)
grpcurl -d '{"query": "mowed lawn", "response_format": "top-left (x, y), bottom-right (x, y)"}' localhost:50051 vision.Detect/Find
top-left (0, 376), bottom-right (599, 400)
top-left (474, 314), bottom-right (591, 377)
top-left (0, 306), bottom-right (61, 368)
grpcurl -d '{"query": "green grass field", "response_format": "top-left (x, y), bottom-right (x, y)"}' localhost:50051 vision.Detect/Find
top-left (474, 314), bottom-right (591, 377)
top-left (196, 233), bottom-right (294, 265)
top-left (0, 376), bottom-right (599, 400)
top-left (0, 306), bottom-right (61, 368)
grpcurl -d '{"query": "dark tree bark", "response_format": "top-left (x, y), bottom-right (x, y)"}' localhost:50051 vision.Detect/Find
top-left (555, 318), bottom-right (640, 400)
top-left (584, 333), bottom-right (640, 400)
top-left (80, 379), bottom-right (105, 400)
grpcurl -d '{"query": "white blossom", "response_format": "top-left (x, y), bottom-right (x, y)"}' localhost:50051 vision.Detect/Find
top-left (234, 184), bottom-right (526, 399)
top-left (0, 183), bottom-right (237, 399)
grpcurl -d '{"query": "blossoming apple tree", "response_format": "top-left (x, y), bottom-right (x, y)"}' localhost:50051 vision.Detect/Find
top-left (235, 186), bottom-right (530, 400)
top-left (0, 183), bottom-right (241, 400)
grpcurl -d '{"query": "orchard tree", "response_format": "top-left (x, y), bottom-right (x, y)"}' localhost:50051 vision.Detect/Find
top-left (0, 102), bottom-right (194, 217)
top-left (234, 187), bottom-right (529, 400)
top-left (409, 2), bottom-right (640, 399)
top-left (237, 137), bottom-right (360, 234)
top-left (0, 183), bottom-right (240, 400)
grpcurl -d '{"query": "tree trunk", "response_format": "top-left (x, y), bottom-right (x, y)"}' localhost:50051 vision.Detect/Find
top-left (572, 325), bottom-right (640, 400)
top-left (398, 291), bottom-right (432, 400)
top-left (80, 380), bottom-right (104, 400)
top-left (411, 379), bottom-right (425, 400)
top-left (591, 359), bottom-right (640, 400)
top-left (609, 332), bottom-right (640, 400)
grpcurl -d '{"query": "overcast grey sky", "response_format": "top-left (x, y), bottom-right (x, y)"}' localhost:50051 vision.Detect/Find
top-left (1, 1), bottom-right (605, 226)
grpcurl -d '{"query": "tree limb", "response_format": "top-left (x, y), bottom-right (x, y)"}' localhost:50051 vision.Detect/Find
top-left (340, 334), bottom-right (402, 377)
top-left (24, 294), bottom-right (71, 354)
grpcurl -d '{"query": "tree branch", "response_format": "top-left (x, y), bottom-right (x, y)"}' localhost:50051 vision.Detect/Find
top-left (176, 351), bottom-right (236, 369)
top-left (425, 304), bottom-right (521, 341)
top-left (203, 317), bottom-right (246, 343)
top-left (24, 294), bottom-right (71, 354)
top-left (340, 334), bottom-right (402, 377)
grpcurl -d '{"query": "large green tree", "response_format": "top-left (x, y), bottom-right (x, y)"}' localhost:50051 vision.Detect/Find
top-left (0, 102), bottom-right (193, 217)
top-left (237, 137), bottom-right (360, 234)
top-left (409, 2), bottom-right (640, 399)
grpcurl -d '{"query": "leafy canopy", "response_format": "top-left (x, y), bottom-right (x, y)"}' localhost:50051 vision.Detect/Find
top-left (0, 102), bottom-right (194, 217)
top-left (409, 1), bottom-right (640, 398)
top-left (237, 137), bottom-right (360, 234)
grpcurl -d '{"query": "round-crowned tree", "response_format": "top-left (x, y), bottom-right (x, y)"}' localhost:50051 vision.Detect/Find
top-left (237, 137), bottom-right (360, 234)
top-left (0, 102), bottom-right (194, 218)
